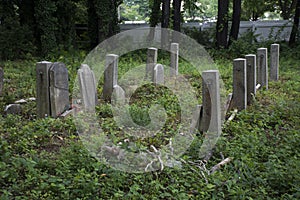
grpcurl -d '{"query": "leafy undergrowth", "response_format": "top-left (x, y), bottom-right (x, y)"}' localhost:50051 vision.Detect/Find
top-left (0, 48), bottom-right (299, 199)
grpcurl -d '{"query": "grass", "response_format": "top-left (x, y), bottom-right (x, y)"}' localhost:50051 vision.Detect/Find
top-left (0, 45), bottom-right (299, 199)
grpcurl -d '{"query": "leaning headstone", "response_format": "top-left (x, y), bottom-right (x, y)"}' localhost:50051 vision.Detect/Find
top-left (146, 47), bottom-right (158, 80)
top-left (4, 104), bottom-right (21, 115)
top-left (257, 48), bottom-right (268, 90)
top-left (103, 54), bottom-right (118, 102)
top-left (270, 44), bottom-right (280, 81)
top-left (36, 61), bottom-right (52, 118)
top-left (78, 64), bottom-right (97, 112)
top-left (0, 67), bottom-right (3, 96)
top-left (170, 43), bottom-right (179, 77)
top-left (153, 64), bottom-right (164, 85)
top-left (49, 62), bottom-right (70, 118)
top-left (112, 85), bottom-right (126, 105)
top-left (232, 58), bottom-right (247, 111)
top-left (245, 54), bottom-right (257, 105)
top-left (201, 70), bottom-right (221, 134)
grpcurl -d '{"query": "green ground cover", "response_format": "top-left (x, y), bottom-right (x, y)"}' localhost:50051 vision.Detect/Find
top-left (0, 46), bottom-right (299, 199)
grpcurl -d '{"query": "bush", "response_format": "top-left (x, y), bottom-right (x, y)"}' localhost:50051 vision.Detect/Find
top-left (0, 16), bottom-right (35, 60)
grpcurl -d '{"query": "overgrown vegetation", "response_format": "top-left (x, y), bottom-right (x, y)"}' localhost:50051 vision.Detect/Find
top-left (0, 43), bottom-right (299, 199)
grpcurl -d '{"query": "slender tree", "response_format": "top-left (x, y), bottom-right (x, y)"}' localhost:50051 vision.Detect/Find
top-left (289, 0), bottom-right (300, 45)
top-left (173, 0), bottom-right (182, 32)
top-left (88, 0), bottom-right (121, 49)
top-left (161, 0), bottom-right (171, 29)
top-left (228, 0), bottom-right (242, 47)
top-left (148, 0), bottom-right (161, 41)
top-left (216, 0), bottom-right (229, 48)
top-left (278, 0), bottom-right (297, 20)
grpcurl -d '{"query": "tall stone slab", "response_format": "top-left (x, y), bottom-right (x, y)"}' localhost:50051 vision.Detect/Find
top-left (245, 54), bottom-right (257, 105)
top-left (103, 54), bottom-right (118, 102)
top-left (170, 43), bottom-right (179, 76)
top-left (153, 64), bottom-right (164, 85)
top-left (36, 61), bottom-right (52, 118)
top-left (270, 44), bottom-right (280, 81)
top-left (49, 62), bottom-right (70, 118)
top-left (232, 58), bottom-right (247, 111)
top-left (257, 48), bottom-right (268, 90)
top-left (146, 47), bottom-right (158, 79)
top-left (201, 70), bottom-right (221, 134)
top-left (0, 67), bottom-right (3, 96)
top-left (78, 64), bottom-right (97, 112)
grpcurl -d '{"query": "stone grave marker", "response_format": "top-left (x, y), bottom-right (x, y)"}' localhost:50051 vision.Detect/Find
top-left (36, 61), bottom-right (52, 118)
top-left (0, 67), bottom-right (3, 96)
top-left (270, 44), bottom-right (280, 81)
top-left (103, 54), bottom-right (118, 101)
top-left (153, 64), bottom-right (164, 85)
top-left (245, 54), bottom-right (257, 105)
top-left (201, 70), bottom-right (221, 134)
top-left (170, 43), bottom-right (179, 76)
top-left (257, 48), bottom-right (268, 90)
top-left (146, 47), bottom-right (158, 80)
top-left (78, 64), bottom-right (97, 112)
top-left (232, 58), bottom-right (247, 111)
top-left (112, 85), bottom-right (126, 105)
top-left (49, 62), bottom-right (70, 118)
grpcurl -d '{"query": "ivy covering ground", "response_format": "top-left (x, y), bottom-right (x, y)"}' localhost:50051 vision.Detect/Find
top-left (0, 46), bottom-right (299, 199)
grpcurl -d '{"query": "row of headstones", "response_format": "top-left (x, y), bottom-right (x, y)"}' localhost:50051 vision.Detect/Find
top-left (78, 43), bottom-right (180, 112)
top-left (231, 44), bottom-right (280, 111)
top-left (35, 43), bottom-right (180, 117)
top-left (190, 44), bottom-right (280, 134)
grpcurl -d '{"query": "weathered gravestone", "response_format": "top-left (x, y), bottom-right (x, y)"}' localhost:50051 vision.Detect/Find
top-left (170, 43), bottom-right (179, 77)
top-left (36, 61), bottom-right (52, 118)
top-left (49, 62), bottom-right (70, 118)
top-left (232, 58), bottom-right (247, 111)
top-left (245, 54), bottom-right (257, 105)
top-left (0, 67), bottom-right (3, 96)
top-left (112, 85), bottom-right (126, 105)
top-left (36, 61), bottom-right (69, 118)
top-left (78, 64), bottom-right (97, 112)
top-left (103, 54), bottom-right (118, 101)
top-left (257, 48), bottom-right (268, 90)
top-left (270, 44), bottom-right (280, 81)
top-left (153, 64), bottom-right (164, 85)
top-left (146, 47), bottom-right (158, 80)
top-left (201, 70), bottom-right (221, 133)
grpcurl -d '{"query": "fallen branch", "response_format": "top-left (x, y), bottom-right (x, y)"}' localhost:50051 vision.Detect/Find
top-left (225, 109), bottom-right (238, 125)
top-left (209, 157), bottom-right (232, 175)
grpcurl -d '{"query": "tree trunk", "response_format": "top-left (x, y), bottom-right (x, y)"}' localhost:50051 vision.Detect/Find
top-left (216, 0), bottom-right (229, 48)
top-left (161, 0), bottom-right (171, 48)
top-left (148, 0), bottom-right (161, 41)
top-left (228, 0), bottom-right (242, 47)
top-left (161, 0), bottom-right (170, 29)
top-left (289, 0), bottom-right (300, 46)
top-left (173, 0), bottom-right (182, 32)
top-left (279, 0), bottom-right (297, 20)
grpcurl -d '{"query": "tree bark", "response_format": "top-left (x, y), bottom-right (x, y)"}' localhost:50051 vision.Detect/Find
top-left (216, 0), bottom-right (229, 48)
top-left (161, 0), bottom-right (170, 29)
top-left (173, 0), bottom-right (182, 32)
top-left (279, 0), bottom-right (297, 19)
top-left (289, 0), bottom-right (300, 46)
top-left (148, 0), bottom-right (161, 41)
top-left (228, 0), bottom-right (242, 47)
